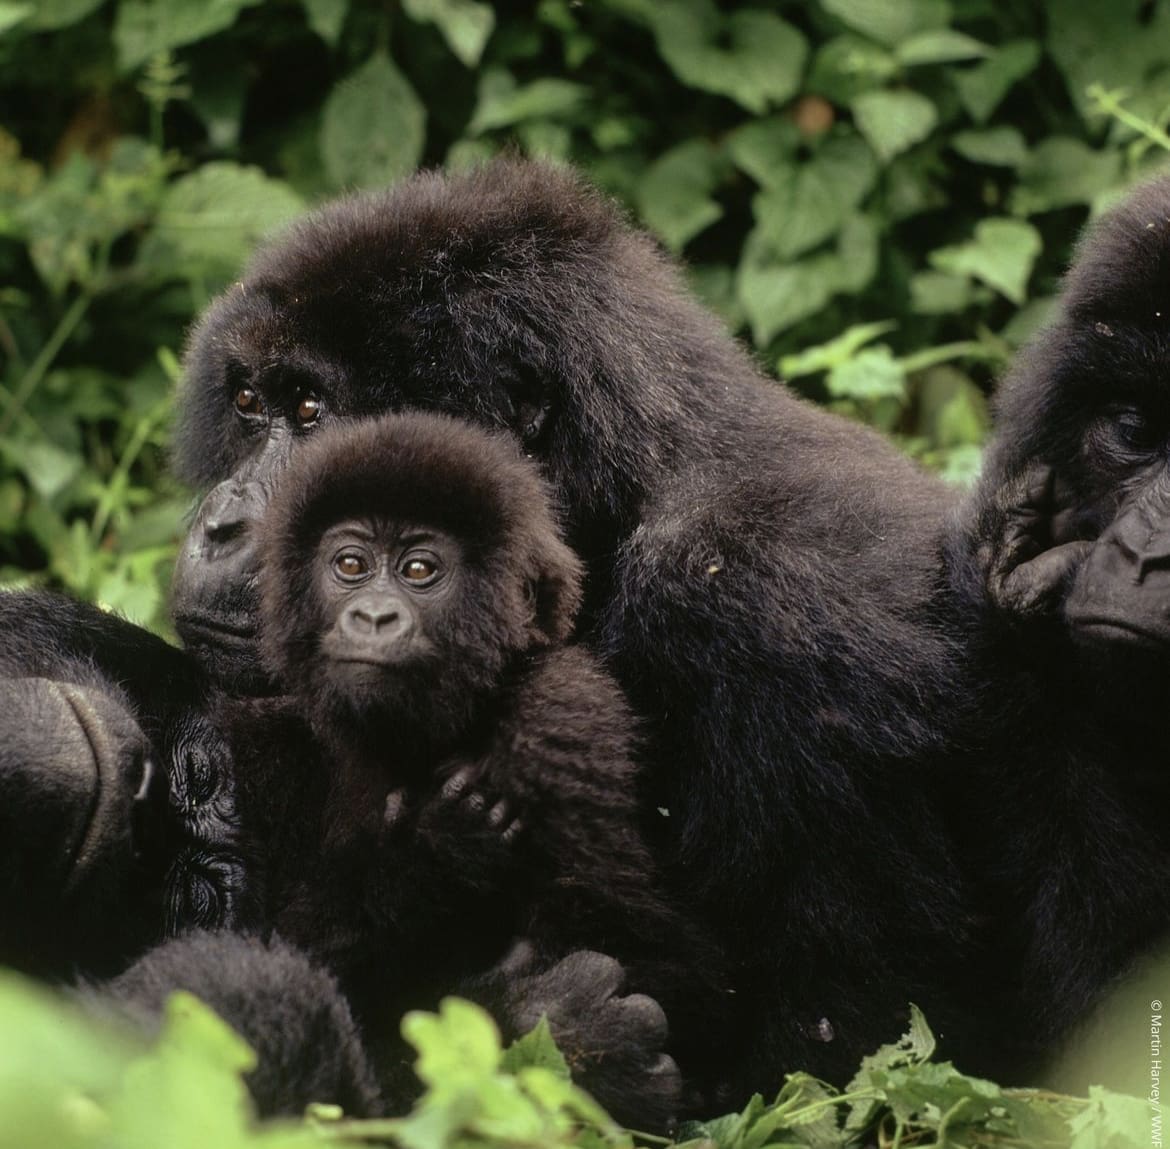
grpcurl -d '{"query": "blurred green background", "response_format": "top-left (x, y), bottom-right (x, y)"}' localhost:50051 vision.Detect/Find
top-left (2, 0), bottom-right (1170, 634)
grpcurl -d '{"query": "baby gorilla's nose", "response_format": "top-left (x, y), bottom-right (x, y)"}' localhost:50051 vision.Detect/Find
top-left (341, 598), bottom-right (408, 640)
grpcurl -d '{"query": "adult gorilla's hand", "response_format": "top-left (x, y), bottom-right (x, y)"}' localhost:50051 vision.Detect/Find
top-left (980, 464), bottom-right (1093, 620)
top-left (0, 677), bottom-right (163, 974)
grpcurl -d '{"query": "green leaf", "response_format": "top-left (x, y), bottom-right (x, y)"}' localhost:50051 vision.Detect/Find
top-left (951, 126), bottom-right (1028, 167)
top-left (1047, 0), bottom-right (1170, 121)
top-left (1009, 137), bottom-right (1123, 215)
top-left (114, 0), bottom-right (261, 73)
top-left (636, 140), bottom-right (726, 252)
top-left (402, 0), bottom-right (494, 68)
top-left (725, 117), bottom-right (801, 187)
top-left (917, 366), bottom-right (990, 448)
top-left (929, 218), bottom-right (1041, 304)
top-left (818, 0), bottom-right (950, 48)
top-left (0, 4), bottom-right (32, 35)
top-left (737, 235), bottom-right (841, 345)
top-left (1068, 1086), bottom-right (1149, 1149)
top-left (0, 438), bottom-right (82, 500)
top-left (320, 52), bottom-right (426, 189)
top-left (748, 136), bottom-right (877, 261)
top-left (808, 35), bottom-right (898, 105)
top-left (649, 0), bottom-right (808, 114)
top-left (138, 163), bottom-right (304, 285)
top-left (403, 998), bottom-right (503, 1088)
top-left (781, 320), bottom-right (897, 379)
top-left (835, 212), bottom-right (880, 295)
top-left (851, 89), bottom-right (937, 162)
top-left (953, 39), bottom-right (1040, 123)
top-left (896, 29), bottom-right (989, 67)
top-left (827, 346), bottom-right (906, 403)
top-left (501, 1017), bottom-right (571, 1079)
top-left (910, 270), bottom-right (975, 314)
top-left (300, 0), bottom-right (348, 45)
top-left (27, 0), bottom-right (104, 30)
top-left (468, 70), bottom-right (587, 133)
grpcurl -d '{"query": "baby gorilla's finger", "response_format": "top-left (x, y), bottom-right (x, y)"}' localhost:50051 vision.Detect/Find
top-left (383, 789), bottom-right (407, 827)
top-left (439, 765), bottom-right (476, 801)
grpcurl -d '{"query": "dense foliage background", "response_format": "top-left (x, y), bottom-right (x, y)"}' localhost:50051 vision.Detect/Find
top-left (2, 0), bottom-right (1170, 631)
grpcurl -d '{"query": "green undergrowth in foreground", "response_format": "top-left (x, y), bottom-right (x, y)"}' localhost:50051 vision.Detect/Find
top-left (0, 972), bottom-right (1148, 1149)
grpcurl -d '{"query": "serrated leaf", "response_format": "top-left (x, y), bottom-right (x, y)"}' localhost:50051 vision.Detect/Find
top-left (852, 89), bottom-right (937, 163)
top-left (501, 1017), bottom-right (570, 1079)
top-left (819, 0), bottom-right (950, 48)
top-left (953, 39), bottom-right (1040, 123)
top-left (301, 0), bottom-right (347, 45)
top-left (649, 0), bottom-right (808, 114)
top-left (469, 70), bottom-right (587, 133)
top-left (114, 0), bottom-right (261, 73)
top-left (636, 140), bottom-right (726, 252)
top-left (951, 126), bottom-right (1027, 167)
top-left (930, 218), bottom-right (1041, 304)
top-left (807, 35), bottom-right (898, 105)
top-left (320, 52), bottom-right (426, 189)
top-left (896, 29), bottom-right (989, 66)
top-left (138, 163), bottom-right (304, 285)
top-left (402, 0), bottom-right (495, 67)
top-left (1009, 137), bottom-right (1123, 215)
top-left (403, 998), bottom-right (502, 1087)
top-left (749, 137), bottom-right (877, 261)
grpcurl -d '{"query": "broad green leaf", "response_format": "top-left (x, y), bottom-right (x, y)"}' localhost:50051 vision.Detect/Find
top-left (748, 136), bottom-right (877, 261)
top-left (320, 52), bottom-right (426, 189)
top-left (403, 998), bottom-right (502, 1087)
top-left (896, 29), bottom-right (989, 67)
top-left (910, 270), bottom-right (975, 314)
top-left (300, 0), bottom-right (347, 45)
top-left (469, 70), bottom-right (587, 134)
top-left (0, 438), bottom-right (82, 500)
top-left (403, 0), bottom-right (495, 67)
top-left (27, 0), bottom-right (104, 30)
top-left (737, 234), bottom-right (841, 345)
top-left (834, 212), bottom-right (879, 294)
top-left (1009, 137), bottom-right (1123, 215)
top-left (1047, 0), bottom-right (1170, 121)
top-left (851, 90), bottom-right (937, 163)
top-left (0, 4), bottom-right (32, 35)
top-left (808, 35), bottom-right (898, 105)
top-left (1067, 1086), bottom-right (1149, 1149)
top-left (929, 218), bottom-right (1041, 304)
top-left (827, 346), bottom-right (906, 403)
top-left (636, 140), bottom-right (726, 253)
top-left (951, 126), bottom-right (1027, 167)
top-left (1000, 296), bottom-right (1057, 348)
top-left (781, 320), bottom-right (896, 379)
top-left (649, 0), bottom-right (808, 114)
top-left (138, 163), bottom-right (304, 284)
top-left (953, 39), bottom-right (1040, 123)
top-left (818, 0), bottom-right (949, 48)
top-left (917, 366), bottom-right (990, 448)
top-left (114, 0), bottom-right (261, 73)
top-left (725, 117), bottom-right (801, 188)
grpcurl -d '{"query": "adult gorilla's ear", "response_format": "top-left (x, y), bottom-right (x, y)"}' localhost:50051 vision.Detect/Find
top-left (525, 532), bottom-right (584, 646)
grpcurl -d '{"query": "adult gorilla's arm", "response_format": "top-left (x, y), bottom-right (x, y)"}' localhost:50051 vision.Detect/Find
top-left (0, 591), bottom-right (248, 976)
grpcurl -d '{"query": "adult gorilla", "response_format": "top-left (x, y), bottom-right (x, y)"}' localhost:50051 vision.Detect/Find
top-left (172, 158), bottom-right (978, 1094)
top-left (946, 170), bottom-right (1170, 1078)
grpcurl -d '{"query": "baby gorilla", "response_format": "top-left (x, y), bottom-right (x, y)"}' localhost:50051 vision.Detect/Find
top-left (247, 411), bottom-right (722, 1129)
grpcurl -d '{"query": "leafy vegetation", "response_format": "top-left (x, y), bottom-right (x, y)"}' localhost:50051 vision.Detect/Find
top-left (3, 1), bottom-right (1170, 629)
top-left (0, 972), bottom-right (1150, 1149)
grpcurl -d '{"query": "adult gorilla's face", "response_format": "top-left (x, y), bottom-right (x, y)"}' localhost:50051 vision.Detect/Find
top-left (979, 171), bottom-right (1170, 661)
top-left (170, 160), bottom-right (716, 691)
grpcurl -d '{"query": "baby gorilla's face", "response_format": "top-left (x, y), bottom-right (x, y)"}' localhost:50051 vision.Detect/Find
top-left (314, 519), bottom-right (462, 692)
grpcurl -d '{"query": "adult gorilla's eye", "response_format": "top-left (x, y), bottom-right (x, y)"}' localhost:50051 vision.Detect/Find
top-left (334, 551), bottom-right (370, 580)
top-left (296, 394), bottom-right (321, 425)
top-left (1109, 407), bottom-right (1162, 452)
top-left (234, 387), bottom-right (265, 417)
top-left (400, 555), bottom-right (439, 584)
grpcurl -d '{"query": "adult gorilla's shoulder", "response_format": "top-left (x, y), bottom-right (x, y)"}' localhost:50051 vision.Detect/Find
top-left (172, 158), bottom-right (978, 1096)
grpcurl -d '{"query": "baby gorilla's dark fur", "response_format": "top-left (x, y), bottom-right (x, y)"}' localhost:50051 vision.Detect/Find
top-left (249, 412), bottom-right (724, 1130)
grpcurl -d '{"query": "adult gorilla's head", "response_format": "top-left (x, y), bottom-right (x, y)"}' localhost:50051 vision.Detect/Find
top-left (170, 159), bottom-right (754, 690)
top-left (973, 170), bottom-right (1170, 659)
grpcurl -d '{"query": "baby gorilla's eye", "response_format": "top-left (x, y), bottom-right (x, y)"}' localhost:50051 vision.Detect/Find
top-left (1108, 407), bottom-right (1163, 452)
top-left (334, 551), bottom-right (370, 580)
top-left (296, 394), bottom-right (321, 425)
top-left (234, 387), bottom-right (265, 417)
top-left (400, 556), bottom-right (439, 584)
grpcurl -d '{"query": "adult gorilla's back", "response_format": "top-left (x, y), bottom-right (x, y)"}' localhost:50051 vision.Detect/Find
top-left (173, 159), bottom-right (974, 1093)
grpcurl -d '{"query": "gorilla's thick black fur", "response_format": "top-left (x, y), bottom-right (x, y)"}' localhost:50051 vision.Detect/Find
top-left (172, 158), bottom-right (978, 1090)
top-left (946, 170), bottom-right (1170, 1079)
top-left (237, 411), bottom-right (724, 1128)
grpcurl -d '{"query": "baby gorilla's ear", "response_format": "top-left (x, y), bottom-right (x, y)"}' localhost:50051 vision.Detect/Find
top-left (525, 531), bottom-right (584, 646)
